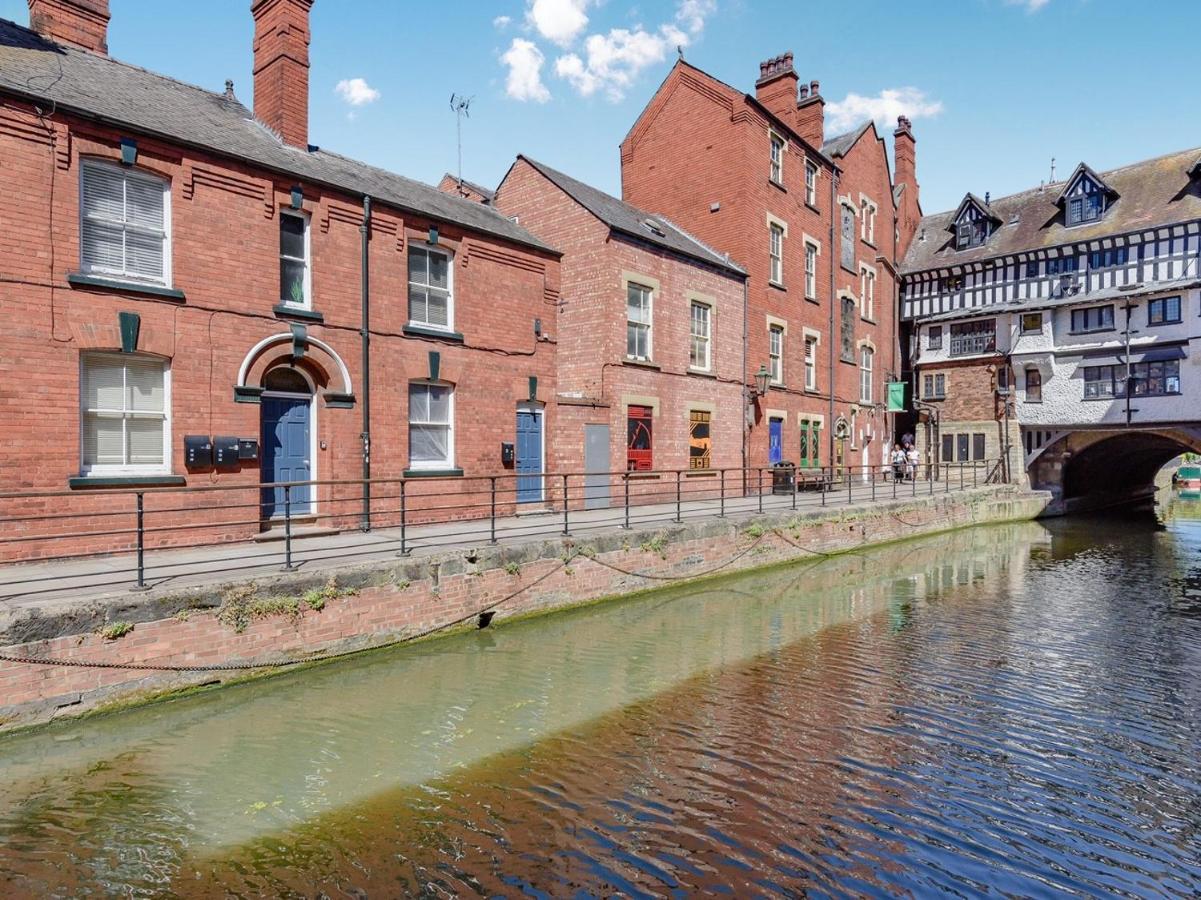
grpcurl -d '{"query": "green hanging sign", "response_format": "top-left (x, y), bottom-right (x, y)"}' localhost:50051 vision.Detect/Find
top-left (886, 381), bottom-right (907, 412)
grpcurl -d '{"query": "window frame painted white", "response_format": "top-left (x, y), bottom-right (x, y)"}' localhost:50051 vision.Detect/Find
top-left (79, 351), bottom-right (171, 477)
top-left (804, 334), bottom-right (818, 391)
top-left (859, 263), bottom-right (876, 320)
top-left (804, 160), bottom-right (818, 206)
top-left (769, 132), bottom-right (785, 184)
top-left (79, 158), bottom-right (172, 287)
top-left (407, 381), bottom-right (456, 471)
top-left (768, 323), bottom-right (784, 385)
top-left (859, 195), bottom-right (878, 244)
top-left (769, 222), bottom-right (785, 286)
top-left (626, 281), bottom-right (654, 361)
top-left (278, 208), bottom-right (312, 310)
top-left (407, 244), bottom-right (455, 331)
top-left (689, 299), bottom-right (712, 371)
top-left (859, 345), bottom-right (874, 404)
top-left (804, 240), bottom-right (819, 299)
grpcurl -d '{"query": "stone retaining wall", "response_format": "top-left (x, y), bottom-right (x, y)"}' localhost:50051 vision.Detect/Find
top-left (0, 486), bottom-right (1049, 732)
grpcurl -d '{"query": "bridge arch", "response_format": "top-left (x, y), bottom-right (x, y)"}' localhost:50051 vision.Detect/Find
top-left (1029, 427), bottom-right (1201, 514)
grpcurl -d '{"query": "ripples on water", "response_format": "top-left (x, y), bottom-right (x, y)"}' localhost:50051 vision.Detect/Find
top-left (1, 502), bottom-right (1200, 897)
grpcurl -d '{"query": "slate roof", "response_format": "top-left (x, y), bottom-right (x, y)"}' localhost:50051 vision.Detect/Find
top-left (516, 156), bottom-right (746, 276)
top-left (0, 18), bottom-right (554, 253)
top-left (903, 146), bottom-right (1201, 273)
top-left (822, 121), bottom-right (872, 159)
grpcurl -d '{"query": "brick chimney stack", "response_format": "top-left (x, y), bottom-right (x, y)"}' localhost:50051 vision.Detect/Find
top-left (794, 79), bottom-right (824, 148)
top-left (754, 52), bottom-right (798, 128)
top-left (27, 0), bottom-right (110, 54)
top-left (251, 0), bottom-right (314, 148)
top-left (893, 115), bottom-right (921, 256)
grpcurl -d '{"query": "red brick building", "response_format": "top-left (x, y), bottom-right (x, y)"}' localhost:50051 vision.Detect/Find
top-left (620, 54), bottom-right (920, 475)
top-left (494, 156), bottom-right (747, 502)
top-left (0, 0), bottom-right (560, 557)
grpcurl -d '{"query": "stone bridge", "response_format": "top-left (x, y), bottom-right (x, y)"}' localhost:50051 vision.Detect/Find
top-left (1027, 425), bottom-right (1201, 515)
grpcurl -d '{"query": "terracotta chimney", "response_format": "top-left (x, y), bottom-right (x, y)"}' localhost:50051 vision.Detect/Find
top-left (893, 115), bottom-right (921, 256)
top-left (754, 52), bottom-right (798, 128)
top-left (795, 79), bottom-right (824, 148)
top-left (27, 0), bottom-right (110, 54)
top-left (251, 0), bottom-right (314, 148)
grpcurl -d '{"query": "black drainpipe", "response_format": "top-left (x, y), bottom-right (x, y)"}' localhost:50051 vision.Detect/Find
top-left (827, 168), bottom-right (837, 467)
top-left (360, 195), bottom-right (372, 531)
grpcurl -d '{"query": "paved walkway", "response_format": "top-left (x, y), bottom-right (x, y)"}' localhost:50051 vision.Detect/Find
top-left (0, 475), bottom-right (978, 610)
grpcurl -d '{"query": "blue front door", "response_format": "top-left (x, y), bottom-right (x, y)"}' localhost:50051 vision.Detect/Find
top-left (769, 417), bottom-right (783, 465)
top-left (516, 407), bottom-right (543, 503)
top-left (261, 396), bottom-right (312, 517)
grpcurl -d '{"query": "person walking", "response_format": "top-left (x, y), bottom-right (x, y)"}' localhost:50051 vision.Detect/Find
top-left (906, 445), bottom-right (920, 483)
top-left (891, 444), bottom-right (907, 483)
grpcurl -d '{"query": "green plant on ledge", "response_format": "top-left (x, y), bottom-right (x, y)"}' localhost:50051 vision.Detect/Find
top-left (216, 578), bottom-right (354, 634)
top-left (744, 523), bottom-right (765, 539)
top-left (640, 533), bottom-right (668, 559)
top-left (98, 621), bottom-right (134, 641)
top-left (503, 561), bottom-right (521, 576)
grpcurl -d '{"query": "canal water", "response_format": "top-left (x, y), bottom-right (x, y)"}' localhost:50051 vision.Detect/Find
top-left (1, 501), bottom-right (1199, 897)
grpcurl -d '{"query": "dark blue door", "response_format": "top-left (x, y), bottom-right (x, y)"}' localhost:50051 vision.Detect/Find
top-left (261, 396), bottom-right (312, 517)
top-left (769, 417), bottom-right (783, 465)
top-left (516, 407), bottom-right (543, 503)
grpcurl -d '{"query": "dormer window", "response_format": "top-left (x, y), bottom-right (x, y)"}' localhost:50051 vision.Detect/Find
top-left (949, 194), bottom-right (998, 251)
top-left (1058, 163), bottom-right (1117, 228)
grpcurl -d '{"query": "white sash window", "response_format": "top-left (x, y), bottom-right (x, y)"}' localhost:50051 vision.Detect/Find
top-left (81, 353), bottom-right (170, 474)
top-left (80, 160), bottom-right (170, 285)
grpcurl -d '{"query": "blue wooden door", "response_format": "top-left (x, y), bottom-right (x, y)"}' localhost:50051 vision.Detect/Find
top-left (769, 417), bottom-right (783, 465)
top-left (516, 408), bottom-right (543, 503)
top-left (261, 396), bottom-right (312, 517)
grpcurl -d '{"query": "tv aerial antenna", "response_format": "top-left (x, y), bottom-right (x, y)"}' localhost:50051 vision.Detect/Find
top-left (450, 93), bottom-right (474, 196)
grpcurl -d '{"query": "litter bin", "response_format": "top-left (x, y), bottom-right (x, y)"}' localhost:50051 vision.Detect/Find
top-left (771, 461), bottom-right (796, 495)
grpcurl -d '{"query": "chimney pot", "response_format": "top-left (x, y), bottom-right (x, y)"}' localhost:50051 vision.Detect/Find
top-left (810, 80), bottom-right (820, 95)
top-left (224, 79), bottom-right (235, 99)
top-left (27, 0), bottom-right (110, 54)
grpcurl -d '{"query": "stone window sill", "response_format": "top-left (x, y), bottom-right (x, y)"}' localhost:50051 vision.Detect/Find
top-left (687, 368), bottom-right (717, 379)
top-left (402, 468), bottom-right (465, 478)
top-left (627, 473), bottom-right (661, 481)
top-left (623, 358), bottom-right (661, 370)
top-left (67, 273), bottom-right (185, 302)
top-left (769, 281), bottom-right (787, 291)
top-left (273, 304), bottom-right (325, 323)
top-left (403, 324), bottom-right (465, 343)
top-left (69, 475), bottom-right (186, 490)
top-left (684, 470), bottom-right (717, 479)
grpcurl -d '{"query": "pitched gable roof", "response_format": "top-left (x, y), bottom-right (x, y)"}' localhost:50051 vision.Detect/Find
top-left (513, 156), bottom-right (745, 276)
top-left (440, 174), bottom-right (496, 203)
top-left (0, 18), bottom-right (552, 253)
top-left (949, 193), bottom-right (1003, 230)
top-left (903, 146), bottom-right (1201, 273)
top-left (823, 121), bottom-right (872, 158)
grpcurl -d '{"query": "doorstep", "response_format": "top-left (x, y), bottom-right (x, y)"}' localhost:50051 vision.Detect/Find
top-left (514, 505), bottom-right (557, 517)
top-left (253, 522), bottom-right (342, 542)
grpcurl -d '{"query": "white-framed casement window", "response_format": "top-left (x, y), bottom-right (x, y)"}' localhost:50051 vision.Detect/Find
top-left (80, 352), bottom-right (170, 475)
top-left (860, 197), bottom-right (877, 244)
top-left (859, 345), bottom-right (874, 404)
top-left (768, 324), bottom-right (784, 384)
top-left (804, 335), bottom-right (817, 391)
top-left (689, 300), bottom-right (711, 370)
top-left (769, 132), bottom-right (784, 184)
top-left (279, 209), bottom-right (310, 308)
top-left (769, 222), bottom-right (785, 285)
top-left (804, 241), bottom-right (818, 299)
top-left (627, 281), bottom-right (653, 360)
top-left (804, 160), bottom-right (818, 206)
top-left (408, 245), bottom-right (453, 330)
top-left (408, 382), bottom-right (454, 470)
top-left (860, 265), bottom-right (876, 320)
top-left (80, 159), bottom-right (171, 286)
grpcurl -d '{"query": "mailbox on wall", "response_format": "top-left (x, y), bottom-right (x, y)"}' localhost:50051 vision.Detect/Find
top-left (184, 435), bottom-right (213, 469)
top-left (501, 442), bottom-right (515, 466)
top-left (213, 436), bottom-right (240, 468)
top-left (237, 439), bottom-right (260, 461)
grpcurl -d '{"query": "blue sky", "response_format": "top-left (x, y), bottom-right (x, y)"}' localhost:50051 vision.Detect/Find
top-left (4, 0), bottom-right (1200, 214)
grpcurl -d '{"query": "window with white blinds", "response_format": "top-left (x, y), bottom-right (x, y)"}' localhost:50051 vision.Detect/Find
top-left (80, 160), bottom-right (171, 285)
top-left (408, 246), bottom-right (452, 329)
top-left (80, 353), bottom-right (169, 474)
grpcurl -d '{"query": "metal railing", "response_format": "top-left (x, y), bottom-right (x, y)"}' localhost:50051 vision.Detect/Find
top-left (0, 460), bottom-right (1003, 599)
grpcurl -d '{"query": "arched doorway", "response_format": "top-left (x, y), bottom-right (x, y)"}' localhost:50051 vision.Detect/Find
top-left (260, 366), bottom-right (315, 519)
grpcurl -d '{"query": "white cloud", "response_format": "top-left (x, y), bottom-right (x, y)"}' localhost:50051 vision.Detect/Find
top-left (1005, 0), bottom-right (1051, 10)
top-left (501, 38), bottom-right (551, 103)
top-left (526, 0), bottom-right (592, 47)
top-left (824, 87), bottom-right (943, 135)
top-left (552, 0), bottom-right (714, 102)
top-left (493, 14), bottom-right (512, 29)
top-left (334, 77), bottom-right (381, 107)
